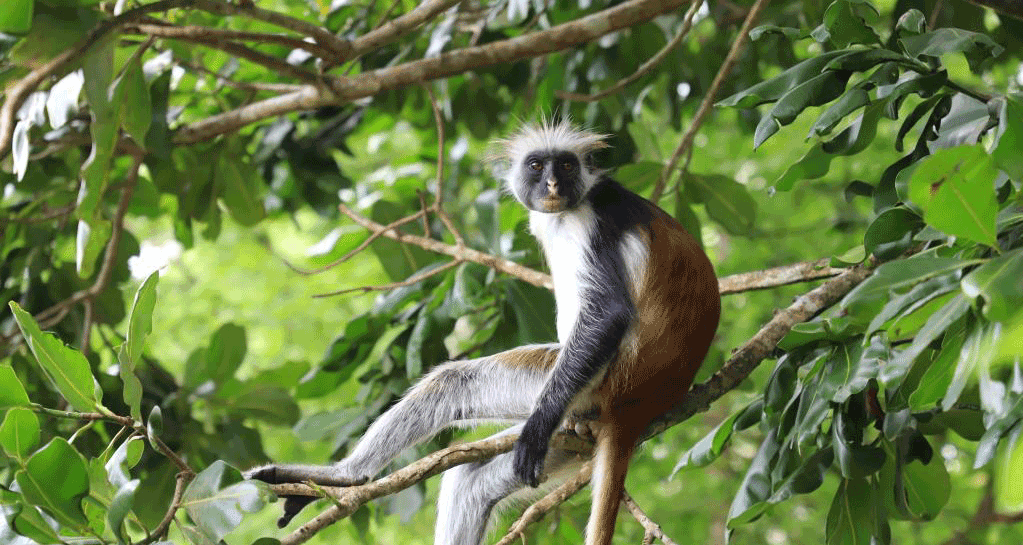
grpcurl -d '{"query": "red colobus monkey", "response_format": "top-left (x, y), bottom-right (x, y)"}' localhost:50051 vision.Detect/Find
top-left (249, 121), bottom-right (720, 545)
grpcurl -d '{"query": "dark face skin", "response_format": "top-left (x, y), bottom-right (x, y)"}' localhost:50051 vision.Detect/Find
top-left (517, 150), bottom-right (585, 212)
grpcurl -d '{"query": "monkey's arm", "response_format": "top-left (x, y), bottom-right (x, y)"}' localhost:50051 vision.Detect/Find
top-left (512, 284), bottom-right (633, 487)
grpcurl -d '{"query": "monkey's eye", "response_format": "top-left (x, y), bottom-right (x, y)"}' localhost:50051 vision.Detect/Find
top-left (560, 161), bottom-right (574, 171)
top-left (528, 160), bottom-right (543, 172)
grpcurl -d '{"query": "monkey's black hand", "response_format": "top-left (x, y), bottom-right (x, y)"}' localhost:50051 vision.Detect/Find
top-left (514, 417), bottom-right (551, 487)
top-left (245, 466), bottom-right (316, 528)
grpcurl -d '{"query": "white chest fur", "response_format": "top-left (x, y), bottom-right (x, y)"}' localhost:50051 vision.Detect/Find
top-left (529, 206), bottom-right (596, 344)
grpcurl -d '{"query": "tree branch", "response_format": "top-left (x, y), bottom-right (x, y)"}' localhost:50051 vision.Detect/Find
top-left (557, 0), bottom-right (702, 103)
top-left (651, 0), bottom-right (770, 202)
top-left (493, 463), bottom-right (594, 545)
top-left (262, 263), bottom-right (875, 541)
top-left (174, 0), bottom-right (692, 144)
top-left (622, 491), bottom-right (680, 545)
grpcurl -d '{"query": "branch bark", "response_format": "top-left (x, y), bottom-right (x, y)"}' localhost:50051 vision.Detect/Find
top-left (174, 0), bottom-right (692, 145)
top-left (264, 263), bottom-right (875, 542)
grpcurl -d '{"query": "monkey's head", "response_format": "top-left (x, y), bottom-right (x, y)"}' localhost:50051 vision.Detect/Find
top-left (498, 120), bottom-right (608, 213)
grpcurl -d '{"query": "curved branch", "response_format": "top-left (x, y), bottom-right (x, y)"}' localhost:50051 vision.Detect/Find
top-left (351, 0), bottom-right (461, 58)
top-left (262, 263), bottom-right (875, 542)
top-left (174, 0), bottom-right (692, 144)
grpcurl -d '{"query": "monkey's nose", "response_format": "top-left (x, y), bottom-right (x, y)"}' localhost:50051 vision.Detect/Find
top-left (546, 178), bottom-right (557, 194)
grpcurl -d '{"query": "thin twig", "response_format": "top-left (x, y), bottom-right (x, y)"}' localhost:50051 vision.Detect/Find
top-left (281, 210), bottom-right (427, 276)
top-left (139, 471), bottom-right (191, 545)
top-left (493, 463), bottom-right (594, 545)
top-left (718, 258), bottom-right (843, 294)
top-left (557, 0), bottom-right (702, 102)
top-left (126, 22), bottom-right (340, 61)
top-left (622, 491), bottom-right (680, 545)
top-left (423, 84), bottom-right (466, 247)
top-left (313, 259), bottom-right (461, 298)
top-left (651, 0), bottom-right (770, 202)
top-left (339, 203), bottom-right (553, 288)
top-left (351, 0), bottom-right (461, 58)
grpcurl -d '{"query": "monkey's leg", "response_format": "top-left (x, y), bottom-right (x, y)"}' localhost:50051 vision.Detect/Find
top-left (248, 344), bottom-right (560, 525)
top-left (435, 424), bottom-right (578, 545)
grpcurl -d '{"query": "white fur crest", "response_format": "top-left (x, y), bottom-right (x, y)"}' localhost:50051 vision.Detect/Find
top-left (497, 119), bottom-right (608, 199)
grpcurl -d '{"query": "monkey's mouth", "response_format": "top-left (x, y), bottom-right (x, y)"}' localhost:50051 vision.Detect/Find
top-left (537, 196), bottom-right (569, 212)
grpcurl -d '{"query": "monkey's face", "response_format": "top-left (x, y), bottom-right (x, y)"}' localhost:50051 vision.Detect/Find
top-left (515, 150), bottom-right (587, 213)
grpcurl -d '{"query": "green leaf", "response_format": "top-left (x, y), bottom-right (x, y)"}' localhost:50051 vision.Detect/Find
top-left (120, 271), bottom-right (159, 420)
top-left (8, 302), bottom-right (103, 413)
top-left (75, 218), bottom-right (111, 279)
top-left (16, 438), bottom-right (90, 530)
top-left (186, 323), bottom-right (247, 389)
top-left (810, 87), bottom-right (869, 136)
top-left (825, 49), bottom-right (908, 72)
top-left (882, 294), bottom-right (970, 387)
top-left (907, 322), bottom-right (966, 410)
top-left (717, 50), bottom-right (849, 108)
top-left (9, 504), bottom-right (63, 544)
top-left (749, 25), bottom-right (803, 41)
top-left (674, 410), bottom-right (743, 473)
top-left (902, 454), bottom-right (950, 519)
top-left (996, 426), bottom-right (1023, 511)
top-left (901, 28), bottom-right (1004, 72)
top-left (218, 156), bottom-right (265, 227)
top-left (941, 323), bottom-right (997, 411)
top-left (863, 207), bottom-right (923, 259)
top-left (727, 430), bottom-right (779, 526)
top-left (685, 174), bottom-right (756, 235)
top-left (0, 407), bottom-right (40, 461)
top-left (181, 461), bottom-right (267, 542)
top-left (961, 249), bottom-right (1023, 321)
top-left (907, 145), bottom-right (999, 247)
top-left (826, 478), bottom-right (877, 545)
top-left (114, 58), bottom-right (151, 144)
top-left (774, 144), bottom-right (834, 191)
top-left (769, 69), bottom-right (852, 126)
top-left (217, 384), bottom-right (300, 426)
top-left (843, 255), bottom-right (977, 305)
top-left (0, 0), bottom-right (31, 33)
top-left (0, 365), bottom-right (31, 408)
top-left (993, 96), bottom-right (1023, 181)
top-left (822, 0), bottom-right (880, 48)
top-left (107, 479), bottom-right (140, 545)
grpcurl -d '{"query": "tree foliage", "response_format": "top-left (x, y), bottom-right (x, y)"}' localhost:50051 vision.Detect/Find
top-left (1, 0), bottom-right (1023, 544)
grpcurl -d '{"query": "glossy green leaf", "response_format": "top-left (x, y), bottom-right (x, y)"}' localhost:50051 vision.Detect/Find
top-left (16, 438), bottom-right (90, 530)
top-left (75, 218), bottom-right (111, 279)
top-left (866, 274), bottom-right (958, 335)
top-left (749, 25), bottom-right (802, 41)
top-left (10, 504), bottom-right (62, 544)
top-left (907, 145), bottom-right (998, 247)
top-left (217, 383), bottom-right (299, 426)
top-left (186, 323), bottom-right (247, 389)
top-left (863, 207), bottom-right (923, 259)
top-left (717, 50), bottom-right (849, 109)
top-left (0, 0), bottom-right (32, 33)
top-left (843, 256), bottom-right (977, 305)
top-left (901, 28), bottom-right (1004, 72)
top-left (962, 249), bottom-right (1023, 322)
top-left (0, 365), bottom-right (30, 408)
top-left (181, 461), bottom-right (267, 542)
top-left (0, 408), bottom-right (40, 461)
top-left (105, 437), bottom-right (144, 489)
top-left (674, 409), bottom-right (743, 473)
top-left (810, 87), bottom-right (869, 136)
top-left (107, 479), bottom-right (139, 545)
top-left (218, 157), bottom-right (265, 227)
top-left (9, 302), bottom-right (103, 413)
top-left (774, 144), bottom-right (834, 191)
top-left (902, 454), bottom-right (950, 519)
top-left (826, 478), bottom-right (878, 545)
top-left (114, 58), bottom-right (151, 144)
top-left (727, 430), bottom-right (779, 526)
top-left (942, 323), bottom-right (997, 411)
top-left (993, 96), bottom-right (1023, 181)
top-left (996, 426), bottom-right (1023, 511)
top-left (822, 0), bottom-right (880, 48)
top-left (907, 323), bottom-right (967, 410)
top-left (882, 294), bottom-right (970, 387)
top-left (120, 271), bottom-right (159, 420)
top-left (685, 174), bottom-right (756, 235)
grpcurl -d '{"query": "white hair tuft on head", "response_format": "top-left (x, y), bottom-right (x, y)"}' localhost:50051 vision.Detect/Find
top-left (496, 118), bottom-right (609, 163)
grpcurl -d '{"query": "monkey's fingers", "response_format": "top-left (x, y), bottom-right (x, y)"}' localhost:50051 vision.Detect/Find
top-left (277, 495), bottom-right (316, 528)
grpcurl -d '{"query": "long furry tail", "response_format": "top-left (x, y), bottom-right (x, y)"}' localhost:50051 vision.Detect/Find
top-left (586, 423), bottom-right (641, 545)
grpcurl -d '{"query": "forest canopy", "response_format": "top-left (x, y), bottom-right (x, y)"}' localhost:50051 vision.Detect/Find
top-left (2, 0), bottom-right (1023, 544)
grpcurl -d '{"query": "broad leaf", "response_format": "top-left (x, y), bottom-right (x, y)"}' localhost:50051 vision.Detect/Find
top-left (0, 407), bottom-right (40, 461)
top-left (181, 461), bottom-right (267, 542)
top-left (961, 249), bottom-right (1023, 322)
top-left (9, 302), bottom-right (103, 413)
top-left (0, 365), bottom-right (30, 408)
top-left (907, 145), bottom-right (999, 247)
top-left (16, 438), bottom-right (90, 530)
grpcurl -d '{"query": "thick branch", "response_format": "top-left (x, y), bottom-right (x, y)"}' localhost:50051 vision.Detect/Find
top-left (718, 258), bottom-right (842, 294)
top-left (350, 0), bottom-right (461, 58)
top-left (263, 263), bottom-right (875, 542)
top-left (174, 0), bottom-right (691, 144)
